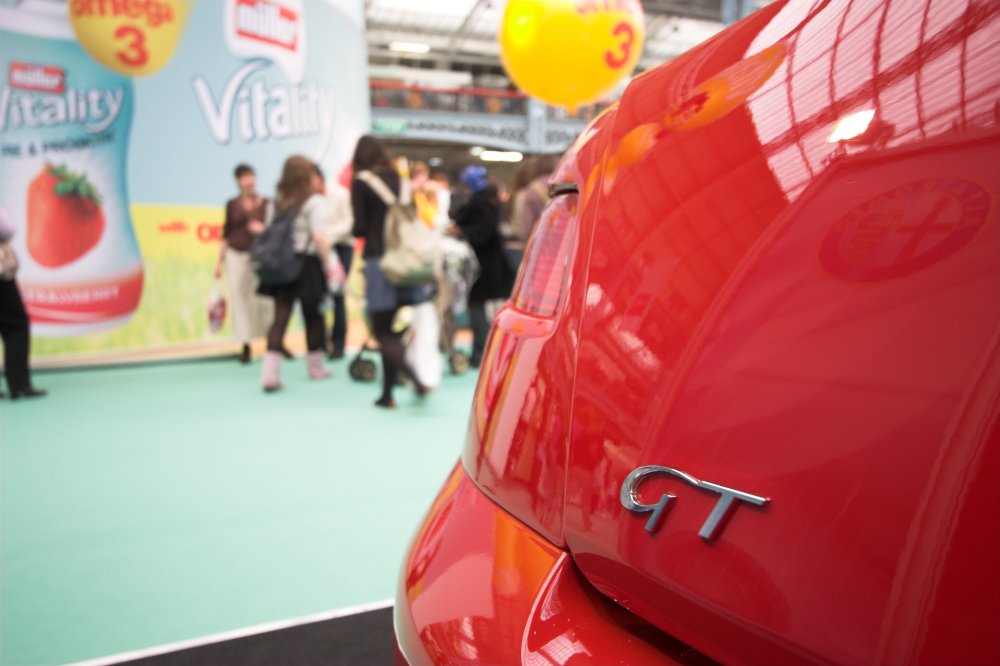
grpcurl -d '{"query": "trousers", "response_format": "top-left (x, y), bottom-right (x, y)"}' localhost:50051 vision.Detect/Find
top-left (0, 279), bottom-right (32, 391)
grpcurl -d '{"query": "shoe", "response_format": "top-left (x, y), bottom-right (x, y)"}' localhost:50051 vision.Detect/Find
top-left (281, 346), bottom-right (295, 360)
top-left (306, 351), bottom-right (332, 380)
top-left (10, 387), bottom-right (47, 400)
top-left (374, 397), bottom-right (397, 409)
top-left (261, 351), bottom-right (283, 392)
top-left (328, 348), bottom-right (345, 360)
top-left (240, 344), bottom-right (252, 364)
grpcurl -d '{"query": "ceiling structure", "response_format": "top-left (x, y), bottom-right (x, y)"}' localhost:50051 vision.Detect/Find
top-left (363, 0), bottom-right (763, 79)
top-left (363, 1), bottom-right (771, 171)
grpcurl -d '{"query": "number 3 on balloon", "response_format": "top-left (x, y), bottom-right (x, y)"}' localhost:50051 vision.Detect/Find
top-left (605, 21), bottom-right (636, 69)
top-left (115, 25), bottom-right (150, 67)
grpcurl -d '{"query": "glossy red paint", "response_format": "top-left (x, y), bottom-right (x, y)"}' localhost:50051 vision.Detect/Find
top-left (460, 106), bottom-right (618, 548)
top-left (396, 0), bottom-right (1000, 663)
top-left (395, 464), bottom-right (708, 665)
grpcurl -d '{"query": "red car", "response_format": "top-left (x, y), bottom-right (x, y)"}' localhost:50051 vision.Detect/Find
top-left (395, 0), bottom-right (1000, 663)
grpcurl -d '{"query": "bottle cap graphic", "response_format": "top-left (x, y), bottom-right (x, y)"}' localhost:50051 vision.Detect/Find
top-left (69, 0), bottom-right (190, 77)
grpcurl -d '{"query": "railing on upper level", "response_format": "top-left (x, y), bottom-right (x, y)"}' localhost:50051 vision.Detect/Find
top-left (371, 80), bottom-right (611, 120)
top-left (369, 80), bottom-right (614, 153)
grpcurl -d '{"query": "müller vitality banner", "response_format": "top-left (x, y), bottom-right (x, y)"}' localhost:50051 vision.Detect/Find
top-left (0, 0), bottom-right (369, 357)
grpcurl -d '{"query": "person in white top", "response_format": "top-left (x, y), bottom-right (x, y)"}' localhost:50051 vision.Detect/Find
top-left (429, 170), bottom-right (452, 233)
top-left (257, 156), bottom-right (332, 391)
top-left (320, 167), bottom-right (354, 359)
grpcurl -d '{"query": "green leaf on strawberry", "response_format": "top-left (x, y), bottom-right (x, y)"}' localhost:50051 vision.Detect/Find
top-left (46, 163), bottom-right (102, 206)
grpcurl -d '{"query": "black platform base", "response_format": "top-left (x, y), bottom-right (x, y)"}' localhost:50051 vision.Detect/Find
top-left (120, 607), bottom-right (394, 666)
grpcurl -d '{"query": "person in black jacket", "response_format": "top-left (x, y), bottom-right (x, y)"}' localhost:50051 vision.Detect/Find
top-left (0, 277), bottom-right (44, 399)
top-left (453, 165), bottom-right (515, 368)
top-left (350, 135), bottom-right (430, 408)
top-left (0, 209), bottom-right (45, 399)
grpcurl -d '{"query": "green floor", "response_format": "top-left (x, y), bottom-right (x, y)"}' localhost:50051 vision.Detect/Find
top-left (0, 356), bottom-right (478, 666)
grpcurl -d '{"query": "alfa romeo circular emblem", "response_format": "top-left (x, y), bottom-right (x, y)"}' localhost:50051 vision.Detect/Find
top-left (819, 177), bottom-right (991, 282)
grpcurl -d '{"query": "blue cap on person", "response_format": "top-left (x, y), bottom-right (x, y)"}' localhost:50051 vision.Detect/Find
top-left (460, 165), bottom-right (489, 193)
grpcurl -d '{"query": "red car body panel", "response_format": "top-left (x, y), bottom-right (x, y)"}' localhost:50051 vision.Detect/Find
top-left (461, 103), bottom-right (620, 549)
top-left (396, 0), bottom-right (1000, 663)
top-left (395, 465), bottom-right (707, 665)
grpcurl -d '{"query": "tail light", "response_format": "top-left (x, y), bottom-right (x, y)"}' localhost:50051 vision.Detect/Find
top-left (511, 183), bottom-right (579, 317)
top-left (464, 182), bottom-right (584, 546)
top-left (464, 87), bottom-right (616, 545)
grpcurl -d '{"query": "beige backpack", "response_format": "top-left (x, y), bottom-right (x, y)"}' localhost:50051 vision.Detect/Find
top-left (357, 170), bottom-right (439, 286)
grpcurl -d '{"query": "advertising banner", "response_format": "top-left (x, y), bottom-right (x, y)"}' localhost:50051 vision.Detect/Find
top-left (0, 0), bottom-right (369, 358)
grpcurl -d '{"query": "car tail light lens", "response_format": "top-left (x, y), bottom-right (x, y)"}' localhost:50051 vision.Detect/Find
top-left (464, 183), bottom-right (582, 546)
top-left (512, 185), bottom-right (579, 317)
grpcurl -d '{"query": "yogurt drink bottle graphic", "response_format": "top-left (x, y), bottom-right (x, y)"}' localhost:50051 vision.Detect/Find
top-left (0, 0), bottom-right (143, 336)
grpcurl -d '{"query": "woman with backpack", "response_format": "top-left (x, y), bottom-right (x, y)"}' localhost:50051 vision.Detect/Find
top-left (350, 135), bottom-right (430, 409)
top-left (257, 155), bottom-right (332, 391)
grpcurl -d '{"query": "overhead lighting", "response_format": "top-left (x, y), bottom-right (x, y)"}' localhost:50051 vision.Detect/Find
top-left (389, 41), bottom-right (431, 54)
top-left (828, 109), bottom-right (876, 142)
top-left (469, 146), bottom-right (485, 156)
top-left (480, 150), bottom-right (523, 163)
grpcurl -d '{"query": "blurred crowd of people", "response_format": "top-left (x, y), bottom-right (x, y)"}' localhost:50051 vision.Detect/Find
top-left (215, 135), bottom-right (558, 408)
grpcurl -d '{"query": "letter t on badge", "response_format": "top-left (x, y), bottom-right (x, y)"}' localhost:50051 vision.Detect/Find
top-left (694, 481), bottom-right (769, 541)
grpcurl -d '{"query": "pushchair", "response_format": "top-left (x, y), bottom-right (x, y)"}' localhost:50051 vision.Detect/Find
top-left (346, 238), bottom-right (479, 382)
top-left (342, 253), bottom-right (380, 382)
top-left (435, 236), bottom-right (479, 375)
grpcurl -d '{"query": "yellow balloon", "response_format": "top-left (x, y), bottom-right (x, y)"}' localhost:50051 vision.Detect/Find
top-left (500, 0), bottom-right (645, 110)
top-left (69, 0), bottom-right (190, 77)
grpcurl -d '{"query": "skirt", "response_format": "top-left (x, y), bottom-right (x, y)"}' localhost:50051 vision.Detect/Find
top-left (363, 259), bottom-right (429, 314)
top-left (257, 254), bottom-right (325, 302)
top-left (224, 248), bottom-right (271, 341)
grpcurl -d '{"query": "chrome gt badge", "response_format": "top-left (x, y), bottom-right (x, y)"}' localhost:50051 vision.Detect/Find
top-left (620, 466), bottom-right (769, 542)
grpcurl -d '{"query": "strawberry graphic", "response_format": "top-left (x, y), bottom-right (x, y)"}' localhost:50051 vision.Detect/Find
top-left (27, 164), bottom-right (106, 268)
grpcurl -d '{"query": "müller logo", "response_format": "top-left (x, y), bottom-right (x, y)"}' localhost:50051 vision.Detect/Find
top-left (235, 0), bottom-right (299, 51)
top-left (8, 63), bottom-right (66, 94)
top-left (224, 0), bottom-right (306, 82)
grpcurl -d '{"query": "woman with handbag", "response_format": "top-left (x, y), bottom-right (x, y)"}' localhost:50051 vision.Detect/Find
top-left (214, 163), bottom-right (273, 364)
top-left (256, 156), bottom-right (332, 392)
top-left (0, 208), bottom-right (45, 399)
top-left (350, 135), bottom-right (430, 409)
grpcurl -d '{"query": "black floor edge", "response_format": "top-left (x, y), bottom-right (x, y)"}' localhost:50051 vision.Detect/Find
top-left (117, 607), bottom-right (394, 666)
